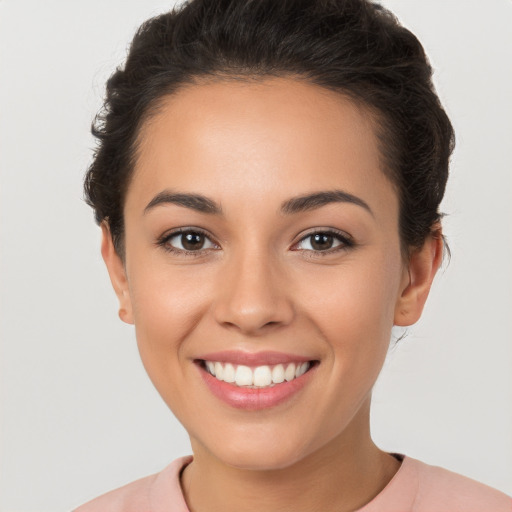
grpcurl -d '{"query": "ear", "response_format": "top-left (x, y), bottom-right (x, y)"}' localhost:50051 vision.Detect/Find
top-left (394, 229), bottom-right (444, 327)
top-left (100, 222), bottom-right (134, 324)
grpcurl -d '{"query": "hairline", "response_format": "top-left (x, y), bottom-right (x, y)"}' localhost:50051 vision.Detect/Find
top-left (113, 72), bottom-right (414, 262)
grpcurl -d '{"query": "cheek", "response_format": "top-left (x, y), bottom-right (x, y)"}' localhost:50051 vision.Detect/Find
top-left (126, 258), bottom-right (212, 371)
top-left (295, 253), bottom-right (403, 421)
top-left (126, 264), bottom-right (216, 420)
top-left (299, 255), bottom-right (402, 343)
top-left (294, 250), bottom-right (404, 405)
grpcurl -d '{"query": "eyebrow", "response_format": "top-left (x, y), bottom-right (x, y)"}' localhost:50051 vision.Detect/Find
top-left (144, 189), bottom-right (373, 217)
top-left (280, 190), bottom-right (373, 217)
top-left (144, 191), bottom-right (222, 215)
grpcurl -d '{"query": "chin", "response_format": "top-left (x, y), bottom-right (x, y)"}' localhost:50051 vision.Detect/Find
top-left (224, 448), bottom-right (305, 471)
top-left (203, 429), bottom-right (314, 471)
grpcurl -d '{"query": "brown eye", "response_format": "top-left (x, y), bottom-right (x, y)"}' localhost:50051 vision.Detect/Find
top-left (295, 231), bottom-right (352, 253)
top-left (181, 232), bottom-right (205, 250)
top-left (310, 233), bottom-right (334, 250)
top-left (166, 230), bottom-right (216, 252)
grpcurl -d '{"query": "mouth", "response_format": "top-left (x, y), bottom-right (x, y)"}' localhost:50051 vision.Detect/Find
top-left (194, 355), bottom-right (319, 410)
top-left (197, 359), bottom-right (318, 389)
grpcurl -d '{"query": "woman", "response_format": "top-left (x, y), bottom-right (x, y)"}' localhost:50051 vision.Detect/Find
top-left (74, 0), bottom-right (511, 510)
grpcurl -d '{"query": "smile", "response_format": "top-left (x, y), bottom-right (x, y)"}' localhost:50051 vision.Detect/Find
top-left (195, 353), bottom-right (319, 410)
top-left (203, 360), bottom-right (312, 388)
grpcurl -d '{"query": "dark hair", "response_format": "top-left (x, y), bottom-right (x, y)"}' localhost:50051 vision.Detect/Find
top-left (84, 0), bottom-right (454, 257)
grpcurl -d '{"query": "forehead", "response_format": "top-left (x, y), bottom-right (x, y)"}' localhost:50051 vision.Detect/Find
top-left (129, 76), bottom-right (397, 220)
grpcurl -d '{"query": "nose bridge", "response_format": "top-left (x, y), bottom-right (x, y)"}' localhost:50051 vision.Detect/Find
top-left (213, 240), bottom-right (294, 334)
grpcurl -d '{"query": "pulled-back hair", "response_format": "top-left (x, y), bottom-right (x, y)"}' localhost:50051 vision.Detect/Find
top-left (84, 0), bottom-right (454, 257)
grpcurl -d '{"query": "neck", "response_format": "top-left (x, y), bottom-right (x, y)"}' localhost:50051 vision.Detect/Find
top-left (180, 399), bottom-right (401, 512)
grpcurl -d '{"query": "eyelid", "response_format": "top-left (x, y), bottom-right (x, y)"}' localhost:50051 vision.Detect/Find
top-left (156, 227), bottom-right (220, 255)
top-left (156, 226), bottom-right (354, 257)
top-left (291, 228), bottom-right (354, 253)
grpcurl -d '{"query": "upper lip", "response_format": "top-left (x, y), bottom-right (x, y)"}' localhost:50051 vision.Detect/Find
top-left (195, 350), bottom-right (315, 366)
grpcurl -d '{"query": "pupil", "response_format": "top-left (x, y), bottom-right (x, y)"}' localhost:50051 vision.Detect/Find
top-left (311, 233), bottom-right (333, 250)
top-left (182, 232), bottom-right (204, 250)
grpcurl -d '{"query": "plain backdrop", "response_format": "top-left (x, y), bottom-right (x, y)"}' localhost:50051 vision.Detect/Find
top-left (1, 1), bottom-right (511, 510)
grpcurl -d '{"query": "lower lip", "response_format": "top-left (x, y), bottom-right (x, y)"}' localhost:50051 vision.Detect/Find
top-left (196, 362), bottom-right (317, 410)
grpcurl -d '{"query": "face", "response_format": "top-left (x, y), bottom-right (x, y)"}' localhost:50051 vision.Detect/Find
top-left (103, 77), bottom-right (440, 471)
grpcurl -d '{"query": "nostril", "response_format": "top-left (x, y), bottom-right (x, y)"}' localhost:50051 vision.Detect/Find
top-left (212, 279), bottom-right (295, 334)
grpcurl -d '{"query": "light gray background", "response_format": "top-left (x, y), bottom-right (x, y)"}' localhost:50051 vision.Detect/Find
top-left (1, 1), bottom-right (511, 510)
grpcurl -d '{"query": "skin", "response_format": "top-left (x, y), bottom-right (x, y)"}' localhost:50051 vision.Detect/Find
top-left (101, 76), bottom-right (443, 512)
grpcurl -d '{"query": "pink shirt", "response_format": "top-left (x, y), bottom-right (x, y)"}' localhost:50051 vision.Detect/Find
top-left (74, 454), bottom-right (512, 511)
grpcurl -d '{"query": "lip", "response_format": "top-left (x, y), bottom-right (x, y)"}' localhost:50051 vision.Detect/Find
top-left (195, 350), bottom-right (313, 366)
top-left (195, 356), bottom-right (318, 411)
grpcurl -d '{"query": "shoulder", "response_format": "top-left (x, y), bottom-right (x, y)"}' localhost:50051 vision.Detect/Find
top-left (73, 456), bottom-right (193, 512)
top-left (72, 473), bottom-right (156, 512)
top-left (410, 457), bottom-right (512, 512)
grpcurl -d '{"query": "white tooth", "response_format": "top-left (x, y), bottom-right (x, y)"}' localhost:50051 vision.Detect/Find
top-left (235, 365), bottom-right (253, 386)
top-left (253, 366), bottom-right (272, 387)
top-left (222, 363), bottom-right (235, 383)
top-left (296, 362), bottom-right (309, 377)
top-left (206, 361), bottom-right (215, 375)
top-left (214, 362), bottom-right (224, 381)
top-left (284, 363), bottom-right (296, 382)
top-left (271, 364), bottom-right (285, 384)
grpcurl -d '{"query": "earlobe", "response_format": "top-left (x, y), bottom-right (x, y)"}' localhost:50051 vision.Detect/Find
top-left (394, 231), bottom-right (444, 327)
top-left (100, 222), bottom-right (134, 325)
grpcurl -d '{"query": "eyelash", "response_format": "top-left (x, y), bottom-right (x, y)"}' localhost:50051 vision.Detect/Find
top-left (292, 229), bottom-right (354, 257)
top-left (156, 228), bottom-right (218, 258)
top-left (156, 228), bottom-right (354, 257)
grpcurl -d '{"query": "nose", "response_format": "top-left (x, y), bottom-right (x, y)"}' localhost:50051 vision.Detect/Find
top-left (212, 248), bottom-right (295, 335)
